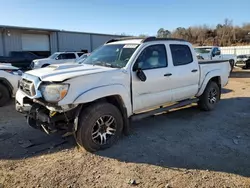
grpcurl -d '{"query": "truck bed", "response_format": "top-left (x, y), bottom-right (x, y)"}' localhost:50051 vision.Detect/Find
top-left (198, 60), bottom-right (229, 64)
top-left (198, 60), bottom-right (231, 89)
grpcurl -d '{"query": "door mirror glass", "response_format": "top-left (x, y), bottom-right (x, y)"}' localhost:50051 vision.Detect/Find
top-left (136, 68), bottom-right (147, 82)
top-left (215, 50), bottom-right (221, 56)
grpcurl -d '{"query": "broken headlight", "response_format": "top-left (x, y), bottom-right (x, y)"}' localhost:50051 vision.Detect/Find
top-left (39, 83), bottom-right (69, 103)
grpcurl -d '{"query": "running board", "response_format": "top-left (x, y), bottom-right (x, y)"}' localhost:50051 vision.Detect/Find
top-left (131, 98), bottom-right (199, 121)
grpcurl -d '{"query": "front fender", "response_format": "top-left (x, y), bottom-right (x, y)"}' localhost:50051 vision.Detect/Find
top-left (73, 84), bottom-right (132, 116)
top-left (196, 69), bottom-right (221, 97)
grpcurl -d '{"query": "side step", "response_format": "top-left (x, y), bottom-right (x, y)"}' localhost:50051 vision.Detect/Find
top-left (131, 98), bottom-right (199, 121)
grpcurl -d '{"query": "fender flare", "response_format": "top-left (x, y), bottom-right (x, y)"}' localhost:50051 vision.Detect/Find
top-left (73, 84), bottom-right (132, 116)
top-left (196, 69), bottom-right (221, 97)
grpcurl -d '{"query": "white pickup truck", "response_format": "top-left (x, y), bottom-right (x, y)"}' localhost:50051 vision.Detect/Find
top-left (15, 37), bottom-right (231, 152)
top-left (194, 46), bottom-right (236, 71)
top-left (30, 52), bottom-right (85, 69)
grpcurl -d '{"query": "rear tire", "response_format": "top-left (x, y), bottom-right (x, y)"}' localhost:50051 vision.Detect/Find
top-left (229, 59), bottom-right (234, 73)
top-left (198, 81), bottom-right (220, 111)
top-left (0, 83), bottom-right (10, 107)
top-left (75, 102), bottom-right (123, 152)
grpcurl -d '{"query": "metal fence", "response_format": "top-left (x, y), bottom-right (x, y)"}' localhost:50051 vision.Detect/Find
top-left (220, 46), bottom-right (250, 55)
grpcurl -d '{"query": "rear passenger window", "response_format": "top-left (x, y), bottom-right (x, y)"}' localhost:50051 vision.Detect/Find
top-left (170, 44), bottom-right (193, 66)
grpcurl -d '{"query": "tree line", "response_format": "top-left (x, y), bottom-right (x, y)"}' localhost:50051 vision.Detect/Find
top-left (139, 19), bottom-right (250, 46)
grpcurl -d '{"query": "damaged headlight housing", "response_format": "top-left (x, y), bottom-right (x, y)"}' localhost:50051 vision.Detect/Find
top-left (39, 83), bottom-right (69, 103)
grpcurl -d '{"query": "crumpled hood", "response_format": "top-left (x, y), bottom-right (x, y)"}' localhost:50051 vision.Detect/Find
top-left (24, 63), bottom-right (117, 82)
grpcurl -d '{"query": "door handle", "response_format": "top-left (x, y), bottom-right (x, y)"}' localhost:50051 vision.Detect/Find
top-left (191, 69), bottom-right (198, 73)
top-left (164, 73), bottom-right (172, 77)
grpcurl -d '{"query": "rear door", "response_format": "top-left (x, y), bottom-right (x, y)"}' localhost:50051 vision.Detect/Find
top-left (132, 44), bottom-right (173, 112)
top-left (169, 44), bottom-right (199, 101)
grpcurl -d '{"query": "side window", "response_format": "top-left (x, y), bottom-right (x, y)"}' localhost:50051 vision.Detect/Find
top-left (77, 52), bottom-right (84, 57)
top-left (57, 53), bottom-right (76, 59)
top-left (135, 44), bottom-right (168, 70)
top-left (64, 53), bottom-right (76, 59)
top-left (170, 44), bottom-right (193, 66)
top-left (56, 54), bottom-right (64, 60)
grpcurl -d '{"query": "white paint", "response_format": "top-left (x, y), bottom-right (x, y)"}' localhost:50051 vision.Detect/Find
top-left (21, 34), bottom-right (50, 51)
top-left (220, 46), bottom-right (250, 56)
top-left (0, 64), bottom-right (21, 97)
top-left (31, 52), bottom-right (82, 69)
top-left (195, 46), bottom-right (237, 64)
top-left (16, 39), bottom-right (230, 117)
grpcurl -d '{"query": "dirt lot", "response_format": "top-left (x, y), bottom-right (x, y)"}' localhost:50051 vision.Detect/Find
top-left (1, 68), bottom-right (250, 188)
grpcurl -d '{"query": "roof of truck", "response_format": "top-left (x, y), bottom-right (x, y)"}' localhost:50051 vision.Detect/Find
top-left (105, 36), bottom-right (187, 44)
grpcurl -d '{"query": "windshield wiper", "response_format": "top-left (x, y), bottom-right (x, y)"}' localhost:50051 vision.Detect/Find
top-left (92, 61), bottom-right (120, 68)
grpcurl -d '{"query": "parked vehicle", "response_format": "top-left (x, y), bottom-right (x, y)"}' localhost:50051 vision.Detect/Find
top-left (235, 54), bottom-right (250, 67)
top-left (15, 37), bottom-right (231, 152)
top-left (0, 51), bottom-right (41, 70)
top-left (194, 46), bottom-right (236, 71)
top-left (30, 52), bottom-right (85, 69)
top-left (245, 58), bottom-right (250, 69)
top-left (0, 63), bottom-right (22, 106)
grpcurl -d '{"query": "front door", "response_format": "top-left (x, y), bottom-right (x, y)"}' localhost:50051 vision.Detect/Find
top-left (132, 44), bottom-right (173, 113)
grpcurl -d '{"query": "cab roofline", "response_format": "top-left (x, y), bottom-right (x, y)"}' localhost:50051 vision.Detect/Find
top-left (105, 36), bottom-right (187, 44)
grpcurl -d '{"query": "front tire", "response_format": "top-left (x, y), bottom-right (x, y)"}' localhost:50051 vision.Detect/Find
top-left (198, 81), bottom-right (220, 111)
top-left (75, 102), bottom-right (123, 152)
top-left (0, 83), bottom-right (10, 107)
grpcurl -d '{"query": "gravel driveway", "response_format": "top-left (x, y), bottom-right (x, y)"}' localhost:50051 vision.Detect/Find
top-left (0, 69), bottom-right (250, 188)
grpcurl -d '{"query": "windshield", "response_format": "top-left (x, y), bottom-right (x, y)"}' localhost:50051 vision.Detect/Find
top-left (77, 54), bottom-right (90, 64)
top-left (48, 53), bottom-right (59, 59)
top-left (83, 44), bottom-right (139, 68)
top-left (194, 48), bottom-right (212, 54)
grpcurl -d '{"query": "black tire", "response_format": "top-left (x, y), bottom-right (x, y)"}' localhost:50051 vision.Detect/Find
top-left (75, 102), bottom-right (123, 152)
top-left (0, 83), bottom-right (10, 107)
top-left (41, 64), bottom-right (50, 68)
top-left (198, 81), bottom-right (220, 111)
top-left (229, 59), bottom-right (234, 73)
top-left (246, 61), bottom-right (250, 69)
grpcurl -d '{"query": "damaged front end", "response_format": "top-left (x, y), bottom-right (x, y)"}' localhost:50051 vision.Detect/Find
top-left (17, 96), bottom-right (80, 137)
top-left (16, 75), bottom-right (80, 137)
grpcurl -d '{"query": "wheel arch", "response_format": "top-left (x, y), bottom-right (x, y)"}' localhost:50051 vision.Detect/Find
top-left (72, 84), bottom-right (132, 135)
top-left (196, 70), bottom-right (222, 97)
top-left (0, 77), bottom-right (13, 96)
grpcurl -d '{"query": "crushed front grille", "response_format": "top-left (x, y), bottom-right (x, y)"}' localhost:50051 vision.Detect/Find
top-left (19, 78), bottom-right (36, 96)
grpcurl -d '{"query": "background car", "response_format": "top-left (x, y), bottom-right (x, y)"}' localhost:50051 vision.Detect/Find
top-left (0, 63), bottom-right (22, 106)
top-left (30, 52), bottom-right (85, 69)
top-left (0, 51), bottom-right (42, 70)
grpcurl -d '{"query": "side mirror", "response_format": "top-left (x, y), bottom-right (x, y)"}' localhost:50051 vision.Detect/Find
top-left (136, 68), bottom-right (147, 82)
top-left (214, 50), bottom-right (221, 56)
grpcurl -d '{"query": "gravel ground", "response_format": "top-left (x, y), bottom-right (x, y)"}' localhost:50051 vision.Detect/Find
top-left (1, 69), bottom-right (250, 188)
